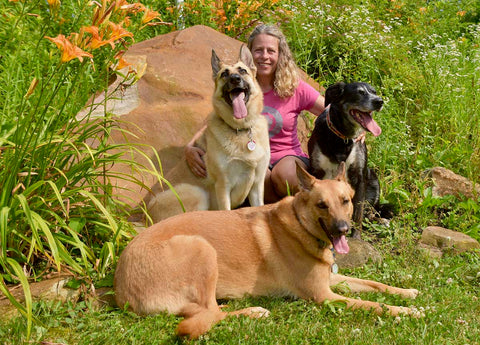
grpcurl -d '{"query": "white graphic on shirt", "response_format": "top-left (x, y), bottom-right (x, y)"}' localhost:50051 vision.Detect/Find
top-left (262, 106), bottom-right (283, 138)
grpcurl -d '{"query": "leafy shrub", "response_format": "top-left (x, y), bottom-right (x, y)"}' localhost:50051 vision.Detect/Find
top-left (0, 0), bottom-right (169, 337)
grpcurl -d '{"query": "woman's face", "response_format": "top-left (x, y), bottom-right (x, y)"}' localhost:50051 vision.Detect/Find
top-left (250, 33), bottom-right (279, 80)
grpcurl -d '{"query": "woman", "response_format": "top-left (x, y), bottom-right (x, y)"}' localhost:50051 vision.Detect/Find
top-left (185, 24), bottom-right (325, 203)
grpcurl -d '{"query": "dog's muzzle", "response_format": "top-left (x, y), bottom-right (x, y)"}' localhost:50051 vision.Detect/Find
top-left (318, 217), bottom-right (350, 254)
top-left (349, 98), bottom-right (383, 137)
top-left (223, 74), bottom-right (251, 105)
top-left (223, 74), bottom-right (251, 119)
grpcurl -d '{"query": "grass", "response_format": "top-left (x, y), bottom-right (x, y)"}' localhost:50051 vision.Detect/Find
top-left (1, 248), bottom-right (479, 344)
top-left (0, 0), bottom-right (479, 343)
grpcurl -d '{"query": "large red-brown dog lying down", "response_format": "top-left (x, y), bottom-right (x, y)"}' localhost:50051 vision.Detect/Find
top-left (114, 163), bottom-right (419, 339)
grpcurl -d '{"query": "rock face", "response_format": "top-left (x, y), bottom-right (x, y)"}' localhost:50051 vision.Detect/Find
top-left (87, 25), bottom-right (316, 207)
top-left (429, 167), bottom-right (480, 199)
top-left (102, 25), bottom-right (242, 206)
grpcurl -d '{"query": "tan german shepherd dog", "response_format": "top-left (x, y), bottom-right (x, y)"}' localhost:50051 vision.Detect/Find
top-left (146, 45), bottom-right (269, 223)
top-left (115, 163), bottom-right (420, 339)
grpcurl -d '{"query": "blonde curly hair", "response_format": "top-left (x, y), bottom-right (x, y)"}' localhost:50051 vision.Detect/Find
top-left (247, 24), bottom-right (299, 98)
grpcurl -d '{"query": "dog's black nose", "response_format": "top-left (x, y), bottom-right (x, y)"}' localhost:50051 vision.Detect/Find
top-left (335, 220), bottom-right (350, 235)
top-left (373, 98), bottom-right (383, 109)
top-left (229, 74), bottom-right (241, 85)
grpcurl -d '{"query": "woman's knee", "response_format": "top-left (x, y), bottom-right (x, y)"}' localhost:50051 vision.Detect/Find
top-left (270, 157), bottom-right (307, 196)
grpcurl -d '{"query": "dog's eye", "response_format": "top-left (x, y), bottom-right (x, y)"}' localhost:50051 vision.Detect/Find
top-left (317, 201), bottom-right (328, 209)
top-left (238, 67), bottom-right (247, 75)
top-left (221, 70), bottom-right (229, 78)
top-left (342, 198), bottom-right (350, 205)
top-left (358, 89), bottom-right (366, 95)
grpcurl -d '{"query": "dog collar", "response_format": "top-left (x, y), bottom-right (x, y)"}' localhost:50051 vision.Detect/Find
top-left (330, 247), bottom-right (339, 274)
top-left (236, 127), bottom-right (256, 151)
top-left (316, 239), bottom-right (338, 273)
top-left (326, 108), bottom-right (349, 142)
top-left (316, 238), bottom-right (327, 248)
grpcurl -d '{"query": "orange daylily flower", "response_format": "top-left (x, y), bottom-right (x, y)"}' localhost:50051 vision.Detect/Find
top-left (45, 34), bottom-right (93, 63)
top-left (142, 8), bottom-right (160, 24)
top-left (115, 57), bottom-right (131, 70)
top-left (106, 22), bottom-right (134, 48)
top-left (47, 0), bottom-right (61, 8)
top-left (83, 26), bottom-right (110, 49)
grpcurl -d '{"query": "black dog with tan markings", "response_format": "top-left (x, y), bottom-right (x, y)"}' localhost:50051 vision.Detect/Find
top-left (308, 82), bottom-right (385, 238)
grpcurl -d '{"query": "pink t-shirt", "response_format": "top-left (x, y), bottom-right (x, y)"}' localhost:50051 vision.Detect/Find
top-left (262, 80), bottom-right (320, 165)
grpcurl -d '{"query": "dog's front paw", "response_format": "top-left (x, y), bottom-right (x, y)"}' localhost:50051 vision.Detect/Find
top-left (246, 307), bottom-right (270, 318)
top-left (402, 288), bottom-right (420, 299)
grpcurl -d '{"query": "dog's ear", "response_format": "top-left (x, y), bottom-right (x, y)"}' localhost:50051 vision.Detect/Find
top-left (239, 45), bottom-right (256, 75)
top-left (296, 161), bottom-right (316, 191)
top-left (324, 82), bottom-right (346, 107)
top-left (335, 162), bottom-right (347, 182)
top-left (211, 49), bottom-right (222, 80)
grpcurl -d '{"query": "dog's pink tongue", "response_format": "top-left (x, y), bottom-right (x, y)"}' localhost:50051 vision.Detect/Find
top-left (333, 235), bottom-right (349, 254)
top-left (232, 92), bottom-right (247, 119)
top-left (363, 115), bottom-right (382, 137)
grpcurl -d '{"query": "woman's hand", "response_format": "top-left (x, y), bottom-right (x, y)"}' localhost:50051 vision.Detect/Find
top-left (354, 132), bottom-right (366, 144)
top-left (185, 144), bottom-right (207, 178)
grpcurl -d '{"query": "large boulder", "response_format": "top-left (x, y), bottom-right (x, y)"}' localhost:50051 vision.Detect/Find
top-left (85, 25), bottom-right (318, 207)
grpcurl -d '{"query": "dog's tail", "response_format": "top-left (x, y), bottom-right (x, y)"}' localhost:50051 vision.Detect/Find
top-left (365, 168), bottom-right (396, 219)
top-left (176, 303), bottom-right (226, 339)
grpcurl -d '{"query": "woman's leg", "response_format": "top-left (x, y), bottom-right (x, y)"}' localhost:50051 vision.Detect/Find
top-left (263, 168), bottom-right (280, 203)
top-left (265, 156), bottom-right (308, 203)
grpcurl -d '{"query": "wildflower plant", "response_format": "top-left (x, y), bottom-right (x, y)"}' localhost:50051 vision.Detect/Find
top-left (159, 0), bottom-right (290, 39)
top-left (281, 0), bottom-right (479, 225)
top-left (0, 0), bottom-right (168, 338)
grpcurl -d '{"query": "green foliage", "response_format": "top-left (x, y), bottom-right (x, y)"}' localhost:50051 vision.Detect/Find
top-left (281, 0), bottom-right (480, 237)
top-left (140, 0), bottom-right (289, 39)
top-left (0, 0), bottom-right (167, 338)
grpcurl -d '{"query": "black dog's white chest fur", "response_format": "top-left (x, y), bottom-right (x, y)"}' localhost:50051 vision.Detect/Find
top-left (309, 141), bottom-right (365, 181)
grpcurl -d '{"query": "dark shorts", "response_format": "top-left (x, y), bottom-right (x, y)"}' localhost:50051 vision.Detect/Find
top-left (269, 155), bottom-right (310, 170)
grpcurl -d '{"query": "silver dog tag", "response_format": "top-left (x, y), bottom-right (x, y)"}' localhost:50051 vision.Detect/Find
top-left (247, 140), bottom-right (256, 151)
top-left (331, 263), bottom-right (338, 274)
